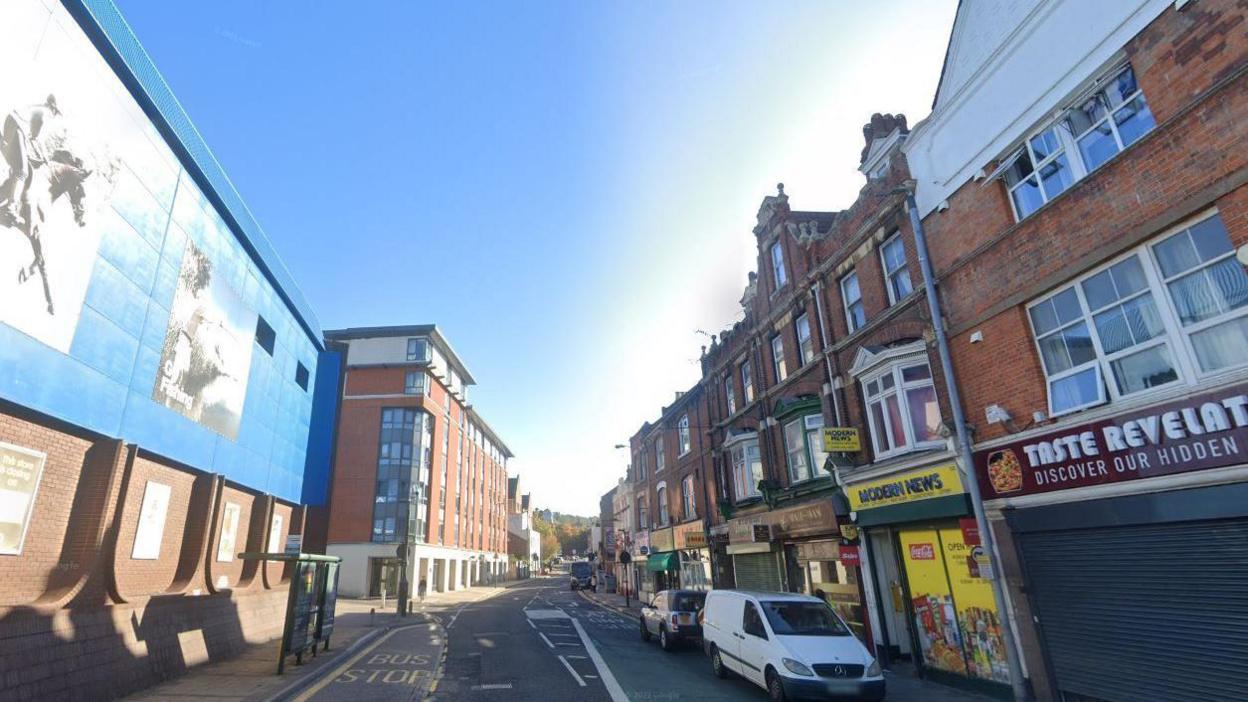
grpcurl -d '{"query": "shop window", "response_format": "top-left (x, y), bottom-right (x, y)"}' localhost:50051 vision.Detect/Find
top-left (1027, 211), bottom-right (1247, 416)
top-left (861, 360), bottom-right (943, 458)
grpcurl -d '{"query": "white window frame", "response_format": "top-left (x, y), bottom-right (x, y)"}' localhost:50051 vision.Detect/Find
top-left (655, 482), bottom-right (669, 527)
top-left (842, 271), bottom-right (865, 332)
top-left (678, 415), bottom-right (691, 456)
top-left (771, 241), bottom-right (787, 291)
top-left (795, 313), bottom-right (814, 366)
top-left (741, 360), bottom-right (754, 403)
top-left (860, 358), bottom-right (944, 460)
top-left (655, 436), bottom-right (665, 472)
top-left (1027, 209), bottom-right (1248, 416)
top-left (724, 375), bottom-right (737, 415)
top-left (1001, 64), bottom-right (1154, 222)
top-left (880, 233), bottom-right (913, 305)
top-left (681, 474), bottom-right (696, 520)
top-left (725, 434), bottom-right (763, 502)
top-left (771, 334), bottom-right (787, 384)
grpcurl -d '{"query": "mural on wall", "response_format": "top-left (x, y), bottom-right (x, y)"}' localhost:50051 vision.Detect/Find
top-left (152, 241), bottom-right (257, 439)
top-left (0, 36), bottom-right (122, 352)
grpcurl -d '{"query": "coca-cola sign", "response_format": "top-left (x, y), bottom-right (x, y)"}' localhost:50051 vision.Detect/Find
top-left (975, 385), bottom-right (1248, 499)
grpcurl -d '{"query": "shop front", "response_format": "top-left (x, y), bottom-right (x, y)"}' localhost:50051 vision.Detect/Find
top-left (848, 459), bottom-right (1011, 695)
top-left (671, 520), bottom-right (711, 590)
top-left (974, 384), bottom-right (1248, 702)
top-left (644, 527), bottom-right (677, 596)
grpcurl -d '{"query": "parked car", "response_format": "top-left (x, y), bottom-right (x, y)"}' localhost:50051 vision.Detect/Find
top-left (569, 560), bottom-right (594, 590)
top-left (639, 589), bottom-right (706, 651)
top-left (701, 590), bottom-right (884, 702)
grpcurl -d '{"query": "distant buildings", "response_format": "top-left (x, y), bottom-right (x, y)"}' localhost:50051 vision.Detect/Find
top-left (323, 326), bottom-right (512, 597)
top-left (611, 2), bottom-right (1248, 700)
top-left (507, 476), bottom-right (540, 574)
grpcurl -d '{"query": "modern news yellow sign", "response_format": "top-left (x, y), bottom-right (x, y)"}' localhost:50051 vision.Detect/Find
top-left (848, 463), bottom-right (965, 511)
top-left (822, 427), bottom-right (861, 452)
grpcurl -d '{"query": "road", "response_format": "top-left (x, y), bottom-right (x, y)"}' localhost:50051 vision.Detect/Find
top-left (429, 577), bottom-right (762, 702)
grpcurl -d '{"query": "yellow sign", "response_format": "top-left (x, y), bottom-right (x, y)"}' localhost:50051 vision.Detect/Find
top-left (847, 463), bottom-right (964, 512)
top-left (822, 427), bottom-right (861, 452)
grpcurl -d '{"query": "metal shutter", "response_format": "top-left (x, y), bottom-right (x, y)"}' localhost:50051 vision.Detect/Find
top-left (1017, 518), bottom-right (1248, 702)
top-left (732, 551), bottom-right (782, 592)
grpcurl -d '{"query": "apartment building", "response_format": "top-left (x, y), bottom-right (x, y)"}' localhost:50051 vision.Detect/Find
top-left (324, 326), bottom-right (511, 597)
top-left (903, 1), bottom-right (1248, 699)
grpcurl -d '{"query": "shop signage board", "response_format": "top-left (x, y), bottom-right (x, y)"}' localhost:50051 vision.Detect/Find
top-left (727, 498), bottom-right (838, 544)
top-left (959, 518), bottom-right (981, 546)
top-left (838, 544), bottom-right (861, 566)
top-left (633, 530), bottom-right (649, 556)
top-left (650, 527), bottom-right (674, 552)
top-left (673, 521), bottom-right (707, 549)
top-left (976, 385), bottom-right (1248, 500)
top-left (848, 464), bottom-right (964, 512)
top-left (0, 442), bottom-right (46, 556)
top-left (822, 427), bottom-right (861, 452)
top-left (795, 540), bottom-right (840, 562)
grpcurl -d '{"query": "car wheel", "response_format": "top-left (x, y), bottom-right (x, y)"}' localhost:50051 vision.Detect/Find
top-left (766, 668), bottom-right (786, 702)
top-left (640, 618), bottom-right (652, 642)
top-left (659, 627), bottom-right (673, 652)
top-left (710, 645), bottom-right (730, 679)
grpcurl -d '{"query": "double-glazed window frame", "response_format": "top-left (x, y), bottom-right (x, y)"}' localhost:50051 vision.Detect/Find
top-left (406, 337), bottom-right (430, 362)
top-left (842, 271), bottom-right (865, 333)
top-left (404, 370), bottom-right (426, 395)
top-left (1026, 210), bottom-right (1248, 417)
top-left (781, 413), bottom-right (827, 485)
top-left (880, 233), bottom-right (913, 306)
top-left (860, 358), bottom-right (944, 460)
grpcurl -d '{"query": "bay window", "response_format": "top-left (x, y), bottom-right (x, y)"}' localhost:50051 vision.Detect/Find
top-left (782, 414), bottom-right (827, 484)
top-left (862, 360), bottom-right (942, 458)
top-left (1028, 212), bottom-right (1247, 416)
top-left (727, 436), bottom-right (763, 502)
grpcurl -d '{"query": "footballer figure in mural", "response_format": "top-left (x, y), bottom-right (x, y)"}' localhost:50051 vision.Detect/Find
top-left (0, 94), bottom-right (97, 315)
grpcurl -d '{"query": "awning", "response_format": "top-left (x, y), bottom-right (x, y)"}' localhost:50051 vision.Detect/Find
top-left (646, 551), bottom-right (679, 572)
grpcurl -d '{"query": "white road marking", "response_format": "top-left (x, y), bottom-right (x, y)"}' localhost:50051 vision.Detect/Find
top-left (571, 617), bottom-right (628, 702)
top-left (524, 609), bottom-right (570, 620)
top-left (471, 683), bottom-right (515, 690)
top-left (557, 655), bottom-right (586, 687)
top-left (526, 619), bottom-right (537, 629)
top-left (538, 632), bottom-right (556, 648)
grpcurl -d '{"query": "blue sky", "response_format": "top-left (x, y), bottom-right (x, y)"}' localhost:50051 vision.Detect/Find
top-left (115, 0), bottom-right (957, 516)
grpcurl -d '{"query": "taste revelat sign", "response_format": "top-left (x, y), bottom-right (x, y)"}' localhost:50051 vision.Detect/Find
top-left (976, 385), bottom-right (1248, 499)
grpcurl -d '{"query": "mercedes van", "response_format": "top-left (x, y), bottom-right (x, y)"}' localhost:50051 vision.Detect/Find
top-left (701, 590), bottom-right (884, 701)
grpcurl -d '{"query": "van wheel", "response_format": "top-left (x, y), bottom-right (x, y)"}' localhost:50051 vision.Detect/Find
top-left (659, 626), bottom-right (673, 652)
top-left (766, 668), bottom-right (787, 702)
top-left (710, 645), bottom-right (731, 679)
top-left (640, 618), bottom-right (651, 642)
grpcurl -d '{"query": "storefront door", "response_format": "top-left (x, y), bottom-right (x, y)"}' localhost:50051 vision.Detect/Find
top-left (869, 529), bottom-right (911, 660)
top-left (897, 525), bottom-right (1010, 686)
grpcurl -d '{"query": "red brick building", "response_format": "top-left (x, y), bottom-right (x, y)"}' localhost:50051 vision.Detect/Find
top-left (324, 326), bottom-right (512, 597)
top-left (902, 1), bottom-right (1248, 699)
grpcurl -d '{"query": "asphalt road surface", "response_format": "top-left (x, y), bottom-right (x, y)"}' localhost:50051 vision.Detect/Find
top-left (430, 577), bottom-right (764, 702)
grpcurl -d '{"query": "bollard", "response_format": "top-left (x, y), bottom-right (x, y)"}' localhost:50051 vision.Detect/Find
top-left (370, 607), bottom-right (375, 626)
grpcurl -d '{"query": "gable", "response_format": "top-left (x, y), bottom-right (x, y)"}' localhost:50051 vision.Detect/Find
top-left (933, 0), bottom-right (1044, 111)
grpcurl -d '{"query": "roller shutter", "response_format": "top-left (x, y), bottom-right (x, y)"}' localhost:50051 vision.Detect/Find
top-left (1017, 518), bottom-right (1248, 702)
top-left (732, 551), bottom-right (782, 592)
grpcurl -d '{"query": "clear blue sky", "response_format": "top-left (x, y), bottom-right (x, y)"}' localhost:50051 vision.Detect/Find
top-left (115, 0), bottom-right (957, 516)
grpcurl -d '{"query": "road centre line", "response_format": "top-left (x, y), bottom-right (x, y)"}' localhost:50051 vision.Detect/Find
top-left (571, 617), bottom-right (627, 702)
top-left (557, 655), bottom-right (586, 687)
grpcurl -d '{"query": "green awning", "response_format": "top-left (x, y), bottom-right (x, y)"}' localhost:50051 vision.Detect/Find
top-left (646, 551), bottom-right (679, 572)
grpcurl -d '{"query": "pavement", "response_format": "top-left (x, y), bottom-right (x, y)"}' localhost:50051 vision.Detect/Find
top-left (122, 578), bottom-right (533, 702)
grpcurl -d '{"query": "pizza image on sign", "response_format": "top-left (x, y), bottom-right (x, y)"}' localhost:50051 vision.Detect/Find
top-left (986, 449), bottom-right (1023, 494)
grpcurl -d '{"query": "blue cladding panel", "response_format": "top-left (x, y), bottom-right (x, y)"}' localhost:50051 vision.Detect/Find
top-left (0, 0), bottom-right (332, 505)
top-left (302, 350), bottom-right (342, 506)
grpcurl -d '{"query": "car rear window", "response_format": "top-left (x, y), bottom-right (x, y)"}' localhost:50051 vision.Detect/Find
top-left (760, 600), bottom-right (851, 636)
top-left (672, 592), bottom-right (705, 612)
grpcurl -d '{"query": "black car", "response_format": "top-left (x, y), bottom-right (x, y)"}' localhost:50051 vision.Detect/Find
top-left (640, 589), bottom-right (706, 652)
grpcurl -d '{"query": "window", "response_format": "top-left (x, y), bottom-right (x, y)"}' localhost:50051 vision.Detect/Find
top-left (771, 335), bottom-right (787, 384)
top-left (637, 496), bottom-right (648, 530)
top-left (796, 313), bottom-right (814, 366)
top-left (741, 361), bottom-right (754, 403)
top-left (655, 436), bottom-right (665, 472)
top-left (372, 407), bottom-right (431, 543)
top-left (407, 337), bottom-right (429, 362)
top-left (880, 234), bottom-right (913, 305)
top-left (1028, 212), bottom-right (1247, 415)
top-left (295, 362), bottom-right (309, 391)
top-left (1003, 65), bottom-right (1154, 220)
top-left (681, 474), bottom-right (696, 520)
top-left (637, 449), bottom-right (647, 481)
top-left (862, 361), bottom-right (943, 457)
top-left (404, 370), bottom-right (425, 395)
top-left (771, 241), bottom-right (787, 290)
top-left (842, 272), bottom-right (865, 332)
top-left (678, 415), bottom-right (691, 456)
top-left (724, 376), bottom-right (736, 415)
top-left (728, 438), bottom-right (764, 502)
top-left (743, 601), bottom-right (767, 639)
top-left (255, 316), bottom-right (276, 355)
top-left (656, 484), bottom-right (669, 526)
top-left (783, 414), bottom-right (826, 484)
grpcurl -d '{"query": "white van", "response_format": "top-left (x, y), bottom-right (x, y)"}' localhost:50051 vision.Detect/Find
top-left (701, 590), bottom-right (885, 701)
